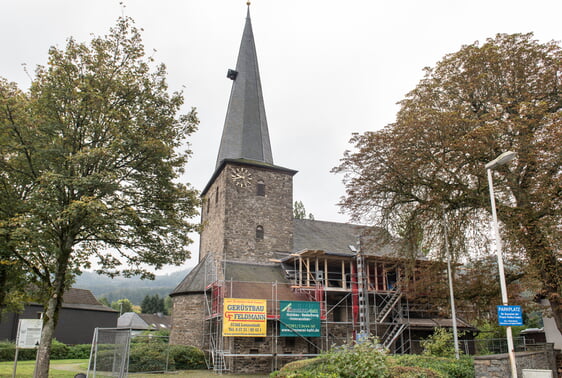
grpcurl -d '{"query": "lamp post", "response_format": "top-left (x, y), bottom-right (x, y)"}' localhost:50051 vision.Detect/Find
top-left (485, 151), bottom-right (517, 378)
top-left (442, 212), bottom-right (459, 359)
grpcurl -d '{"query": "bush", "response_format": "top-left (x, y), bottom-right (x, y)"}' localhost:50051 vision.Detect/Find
top-left (0, 341), bottom-right (36, 361)
top-left (128, 342), bottom-right (169, 372)
top-left (49, 339), bottom-right (69, 360)
top-left (0, 339), bottom-right (72, 361)
top-left (421, 328), bottom-right (462, 358)
top-left (273, 357), bottom-right (327, 377)
top-left (391, 355), bottom-right (474, 378)
top-left (273, 337), bottom-right (474, 378)
top-left (169, 345), bottom-right (206, 370)
top-left (276, 339), bottom-right (389, 378)
top-left (388, 365), bottom-right (444, 378)
top-left (93, 348), bottom-right (118, 371)
top-left (323, 339), bottom-right (388, 378)
top-left (66, 344), bottom-right (92, 359)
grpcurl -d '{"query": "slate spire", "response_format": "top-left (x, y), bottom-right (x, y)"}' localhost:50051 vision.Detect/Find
top-left (215, 5), bottom-right (273, 168)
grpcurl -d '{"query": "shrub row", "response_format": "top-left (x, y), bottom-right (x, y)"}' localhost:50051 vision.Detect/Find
top-left (0, 340), bottom-right (205, 372)
top-left (0, 339), bottom-right (77, 362)
top-left (273, 339), bottom-right (474, 378)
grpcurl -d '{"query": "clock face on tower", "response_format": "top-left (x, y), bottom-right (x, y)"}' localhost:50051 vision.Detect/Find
top-left (231, 167), bottom-right (252, 187)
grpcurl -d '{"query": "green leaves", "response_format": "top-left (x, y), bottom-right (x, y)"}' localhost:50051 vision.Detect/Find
top-left (334, 33), bottom-right (562, 332)
top-left (1, 16), bottom-right (201, 375)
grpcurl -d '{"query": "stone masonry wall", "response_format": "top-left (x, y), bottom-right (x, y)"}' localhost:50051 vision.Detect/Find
top-left (224, 164), bottom-right (293, 263)
top-left (170, 293), bottom-right (205, 349)
top-left (199, 170), bottom-right (227, 265)
top-left (474, 344), bottom-right (557, 377)
top-left (199, 163), bottom-right (294, 268)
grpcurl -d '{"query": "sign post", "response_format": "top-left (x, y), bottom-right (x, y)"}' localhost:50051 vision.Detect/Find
top-left (222, 298), bottom-right (267, 337)
top-left (280, 301), bottom-right (321, 337)
top-left (497, 305), bottom-right (523, 327)
top-left (13, 319), bottom-right (42, 378)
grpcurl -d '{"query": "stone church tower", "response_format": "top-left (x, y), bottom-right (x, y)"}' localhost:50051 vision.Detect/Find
top-left (170, 6), bottom-right (296, 347)
top-left (199, 5), bottom-right (297, 276)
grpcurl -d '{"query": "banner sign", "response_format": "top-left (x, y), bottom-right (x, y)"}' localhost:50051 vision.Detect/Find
top-left (16, 319), bottom-right (42, 348)
top-left (223, 298), bottom-right (267, 337)
top-left (280, 301), bottom-right (321, 337)
top-left (497, 305), bottom-right (523, 326)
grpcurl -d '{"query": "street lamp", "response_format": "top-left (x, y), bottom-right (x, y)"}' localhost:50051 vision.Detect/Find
top-left (486, 151), bottom-right (517, 378)
top-left (442, 212), bottom-right (460, 359)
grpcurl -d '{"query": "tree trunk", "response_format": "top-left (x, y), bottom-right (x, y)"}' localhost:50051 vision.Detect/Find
top-left (33, 295), bottom-right (59, 377)
top-left (33, 267), bottom-right (67, 377)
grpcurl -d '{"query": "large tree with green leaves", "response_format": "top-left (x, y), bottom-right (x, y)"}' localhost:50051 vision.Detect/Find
top-left (334, 33), bottom-right (561, 332)
top-left (0, 79), bottom-right (32, 318)
top-left (0, 17), bottom-right (199, 377)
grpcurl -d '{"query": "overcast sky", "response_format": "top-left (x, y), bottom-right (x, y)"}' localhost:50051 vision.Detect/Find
top-left (3, 1), bottom-right (561, 272)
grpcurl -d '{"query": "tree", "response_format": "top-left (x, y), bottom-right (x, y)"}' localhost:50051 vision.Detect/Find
top-left (293, 200), bottom-right (315, 220)
top-left (111, 298), bottom-right (135, 314)
top-left (141, 294), bottom-right (165, 314)
top-left (164, 295), bottom-right (172, 316)
top-left (98, 297), bottom-right (111, 307)
top-left (334, 33), bottom-right (561, 332)
top-left (0, 17), bottom-right (199, 377)
top-left (0, 79), bottom-right (33, 319)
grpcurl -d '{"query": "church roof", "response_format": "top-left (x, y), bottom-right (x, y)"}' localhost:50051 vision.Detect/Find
top-left (172, 219), bottom-right (410, 296)
top-left (224, 260), bottom-right (287, 282)
top-left (170, 255), bottom-right (208, 295)
top-left (215, 6), bottom-right (273, 168)
top-left (293, 219), bottom-right (403, 257)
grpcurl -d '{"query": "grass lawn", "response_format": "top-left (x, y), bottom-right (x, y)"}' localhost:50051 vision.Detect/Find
top-left (0, 359), bottom-right (270, 377)
top-left (0, 359), bottom-right (89, 377)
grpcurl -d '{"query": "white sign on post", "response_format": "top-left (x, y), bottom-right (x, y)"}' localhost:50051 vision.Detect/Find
top-left (16, 319), bottom-right (42, 348)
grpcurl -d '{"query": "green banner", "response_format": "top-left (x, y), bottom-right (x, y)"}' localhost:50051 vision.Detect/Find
top-left (280, 300), bottom-right (321, 337)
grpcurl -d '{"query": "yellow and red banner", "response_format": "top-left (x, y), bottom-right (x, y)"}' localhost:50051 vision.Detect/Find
top-left (222, 298), bottom-right (267, 337)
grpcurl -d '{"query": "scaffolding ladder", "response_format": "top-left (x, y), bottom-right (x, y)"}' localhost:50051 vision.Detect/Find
top-left (374, 289), bottom-right (410, 353)
top-left (203, 280), bottom-right (230, 373)
top-left (356, 254), bottom-right (370, 337)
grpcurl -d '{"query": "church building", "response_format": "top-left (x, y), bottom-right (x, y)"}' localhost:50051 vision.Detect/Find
top-left (170, 5), bottom-right (474, 374)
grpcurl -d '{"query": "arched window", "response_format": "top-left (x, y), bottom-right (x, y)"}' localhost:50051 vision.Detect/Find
top-left (256, 225), bottom-right (264, 240)
top-left (256, 180), bottom-right (265, 196)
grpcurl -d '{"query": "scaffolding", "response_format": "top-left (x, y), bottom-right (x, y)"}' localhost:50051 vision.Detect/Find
top-left (284, 250), bottom-right (415, 352)
top-left (199, 249), bottom-right (446, 373)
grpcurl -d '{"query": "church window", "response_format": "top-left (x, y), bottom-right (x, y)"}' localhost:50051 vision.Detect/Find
top-left (256, 180), bottom-right (265, 196)
top-left (256, 225), bottom-right (264, 240)
top-left (215, 187), bottom-right (219, 204)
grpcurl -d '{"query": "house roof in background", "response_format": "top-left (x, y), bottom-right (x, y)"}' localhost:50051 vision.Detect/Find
top-left (31, 288), bottom-right (117, 312)
top-left (118, 312), bottom-right (171, 331)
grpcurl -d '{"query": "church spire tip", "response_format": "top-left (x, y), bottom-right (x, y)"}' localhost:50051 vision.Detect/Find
top-left (215, 0), bottom-right (273, 168)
